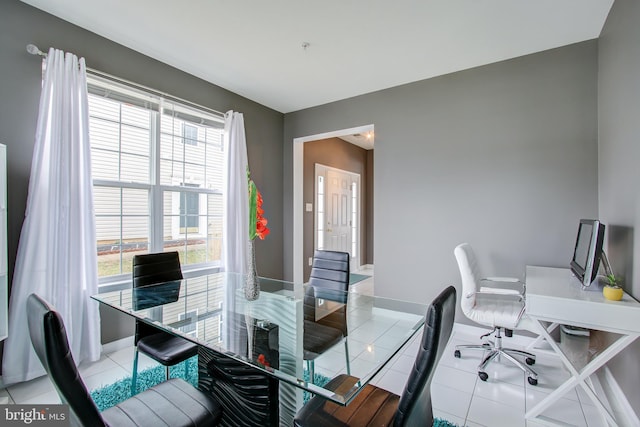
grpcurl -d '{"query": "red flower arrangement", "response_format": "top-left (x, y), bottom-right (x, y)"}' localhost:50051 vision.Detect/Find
top-left (257, 353), bottom-right (270, 368)
top-left (248, 172), bottom-right (270, 240)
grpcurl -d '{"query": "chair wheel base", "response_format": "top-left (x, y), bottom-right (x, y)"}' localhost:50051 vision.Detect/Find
top-left (528, 376), bottom-right (538, 386)
top-left (454, 350), bottom-right (461, 358)
top-left (478, 371), bottom-right (489, 381)
top-left (526, 357), bottom-right (535, 366)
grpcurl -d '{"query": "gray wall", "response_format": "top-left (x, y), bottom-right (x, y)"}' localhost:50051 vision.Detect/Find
top-left (598, 0), bottom-right (640, 415)
top-left (303, 137), bottom-right (371, 279)
top-left (0, 0), bottom-right (284, 361)
top-left (284, 41), bottom-right (599, 322)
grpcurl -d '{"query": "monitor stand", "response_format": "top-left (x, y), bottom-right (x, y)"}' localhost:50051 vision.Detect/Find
top-left (580, 251), bottom-right (614, 292)
top-left (582, 275), bottom-right (607, 292)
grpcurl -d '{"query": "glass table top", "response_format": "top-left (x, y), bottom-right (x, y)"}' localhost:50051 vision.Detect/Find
top-left (92, 272), bottom-right (426, 405)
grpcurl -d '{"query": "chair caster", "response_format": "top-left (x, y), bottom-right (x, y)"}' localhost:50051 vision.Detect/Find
top-left (478, 371), bottom-right (489, 382)
top-left (454, 350), bottom-right (461, 358)
top-left (526, 357), bottom-right (535, 366)
top-left (528, 376), bottom-right (538, 386)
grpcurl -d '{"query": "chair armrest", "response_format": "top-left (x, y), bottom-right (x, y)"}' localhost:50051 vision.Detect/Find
top-left (484, 276), bottom-right (520, 283)
top-left (479, 277), bottom-right (526, 297)
top-left (479, 286), bottom-right (522, 296)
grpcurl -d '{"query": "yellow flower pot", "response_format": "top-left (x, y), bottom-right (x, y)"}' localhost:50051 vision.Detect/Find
top-left (603, 285), bottom-right (623, 301)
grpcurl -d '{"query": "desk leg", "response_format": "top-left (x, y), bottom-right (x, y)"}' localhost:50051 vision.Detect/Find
top-left (526, 319), bottom-right (637, 426)
top-left (526, 322), bottom-right (559, 352)
top-left (198, 347), bottom-right (280, 427)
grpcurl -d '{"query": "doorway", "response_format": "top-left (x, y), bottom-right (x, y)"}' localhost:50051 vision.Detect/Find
top-left (292, 124), bottom-right (374, 284)
top-left (315, 164), bottom-right (361, 272)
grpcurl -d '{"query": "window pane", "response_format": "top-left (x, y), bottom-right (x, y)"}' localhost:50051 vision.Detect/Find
top-left (89, 75), bottom-right (224, 281)
top-left (207, 194), bottom-right (223, 262)
top-left (163, 190), bottom-right (217, 267)
top-left (95, 187), bottom-right (149, 278)
top-left (160, 113), bottom-right (223, 190)
top-left (88, 95), bottom-right (119, 122)
top-left (121, 103), bottom-right (151, 129)
top-left (121, 153), bottom-right (149, 183)
top-left (89, 117), bottom-right (119, 151)
top-left (121, 124), bottom-right (150, 157)
top-left (184, 124), bottom-right (198, 146)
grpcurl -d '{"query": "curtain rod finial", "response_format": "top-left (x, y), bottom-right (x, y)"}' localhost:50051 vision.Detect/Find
top-left (26, 44), bottom-right (46, 57)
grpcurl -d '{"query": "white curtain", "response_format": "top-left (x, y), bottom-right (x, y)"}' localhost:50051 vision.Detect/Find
top-left (221, 111), bottom-right (250, 350)
top-left (222, 110), bottom-right (250, 274)
top-left (2, 48), bottom-right (101, 385)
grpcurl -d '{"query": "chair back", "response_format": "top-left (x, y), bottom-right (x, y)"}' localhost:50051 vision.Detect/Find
top-left (27, 294), bottom-right (106, 427)
top-left (132, 251), bottom-right (183, 288)
top-left (394, 286), bottom-right (456, 427)
top-left (308, 250), bottom-right (350, 302)
top-left (454, 243), bottom-right (481, 318)
top-left (132, 251), bottom-right (183, 343)
top-left (305, 250), bottom-right (350, 335)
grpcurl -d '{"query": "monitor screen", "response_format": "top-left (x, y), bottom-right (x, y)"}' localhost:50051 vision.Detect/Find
top-left (570, 219), bottom-right (605, 287)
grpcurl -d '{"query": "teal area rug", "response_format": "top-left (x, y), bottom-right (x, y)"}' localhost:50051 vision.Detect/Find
top-left (90, 356), bottom-right (330, 411)
top-left (90, 356), bottom-right (198, 412)
top-left (434, 418), bottom-right (459, 427)
top-left (302, 371), bottom-right (331, 403)
top-left (349, 273), bottom-right (371, 286)
top-left (90, 358), bottom-right (456, 426)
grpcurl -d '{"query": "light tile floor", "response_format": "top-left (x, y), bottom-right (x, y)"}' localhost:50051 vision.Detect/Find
top-left (1, 269), bottom-right (603, 426)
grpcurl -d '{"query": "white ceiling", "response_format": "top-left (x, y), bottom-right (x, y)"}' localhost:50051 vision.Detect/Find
top-left (21, 0), bottom-right (613, 114)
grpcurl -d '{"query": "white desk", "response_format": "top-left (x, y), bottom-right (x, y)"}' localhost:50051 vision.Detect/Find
top-left (525, 266), bottom-right (640, 426)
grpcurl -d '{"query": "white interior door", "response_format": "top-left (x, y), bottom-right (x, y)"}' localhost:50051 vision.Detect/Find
top-left (315, 164), bottom-right (360, 271)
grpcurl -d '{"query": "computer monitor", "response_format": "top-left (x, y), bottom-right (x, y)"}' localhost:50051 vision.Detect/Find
top-left (570, 219), bottom-right (605, 287)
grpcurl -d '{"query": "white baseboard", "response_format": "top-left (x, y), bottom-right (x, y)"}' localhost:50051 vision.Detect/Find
top-left (597, 367), bottom-right (640, 427)
top-left (0, 337), bottom-right (133, 391)
top-left (358, 264), bottom-right (374, 272)
top-left (452, 322), bottom-right (639, 425)
top-left (101, 336), bottom-right (134, 355)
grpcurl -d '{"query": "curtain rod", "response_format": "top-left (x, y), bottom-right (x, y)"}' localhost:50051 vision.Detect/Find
top-left (26, 43), bottom-right (226, 119)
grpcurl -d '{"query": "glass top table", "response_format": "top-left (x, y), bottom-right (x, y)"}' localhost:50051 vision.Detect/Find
top-left (92, 272), bottom-right (426, 420)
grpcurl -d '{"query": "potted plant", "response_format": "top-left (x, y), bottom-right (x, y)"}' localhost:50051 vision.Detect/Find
top-left (603, 274), bottom-right (623, 301)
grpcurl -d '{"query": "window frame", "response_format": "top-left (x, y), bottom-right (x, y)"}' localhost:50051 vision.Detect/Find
top-left (88, 73), bottom-right (225, 289)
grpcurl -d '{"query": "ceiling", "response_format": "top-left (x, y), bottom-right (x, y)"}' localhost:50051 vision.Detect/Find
top-left (21, 0), bottom-right (613, 114)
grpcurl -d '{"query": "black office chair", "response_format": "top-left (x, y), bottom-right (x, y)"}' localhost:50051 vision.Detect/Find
top-left (303, 250), bottom-right (351, 383)
top-left (27, 293), bottom-right (222, 427)
top-left (131, 252), bottom-right (198, 394)
top-left (294, 285), bottom-right (456, 427)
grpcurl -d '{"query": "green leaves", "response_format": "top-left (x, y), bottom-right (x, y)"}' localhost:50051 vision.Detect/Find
top-left (248, 177), bottom-right (258, 240)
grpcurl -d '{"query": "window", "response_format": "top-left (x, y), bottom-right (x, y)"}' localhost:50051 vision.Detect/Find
top-left (179, 309), bottom-right (198, 337)
top-left (180, 184), bottom-right (200, 232)
top-left (183, 124), bottom-right (198, 146)
top-left (88, 74), bottom-right (225, 283)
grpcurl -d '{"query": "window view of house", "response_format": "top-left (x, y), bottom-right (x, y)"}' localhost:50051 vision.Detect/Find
top-left (87, 76), bottom-right (225, 281)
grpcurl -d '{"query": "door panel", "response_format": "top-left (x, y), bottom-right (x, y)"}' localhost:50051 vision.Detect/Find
top-left (326, 170), bottom-right (351, 253)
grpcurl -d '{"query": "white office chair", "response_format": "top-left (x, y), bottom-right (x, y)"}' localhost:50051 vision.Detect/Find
top-left (453, 243), bottom-right (538, 385)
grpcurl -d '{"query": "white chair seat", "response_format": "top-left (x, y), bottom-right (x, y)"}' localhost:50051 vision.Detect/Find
top-left (466, 294), bottom-right (525, 330)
